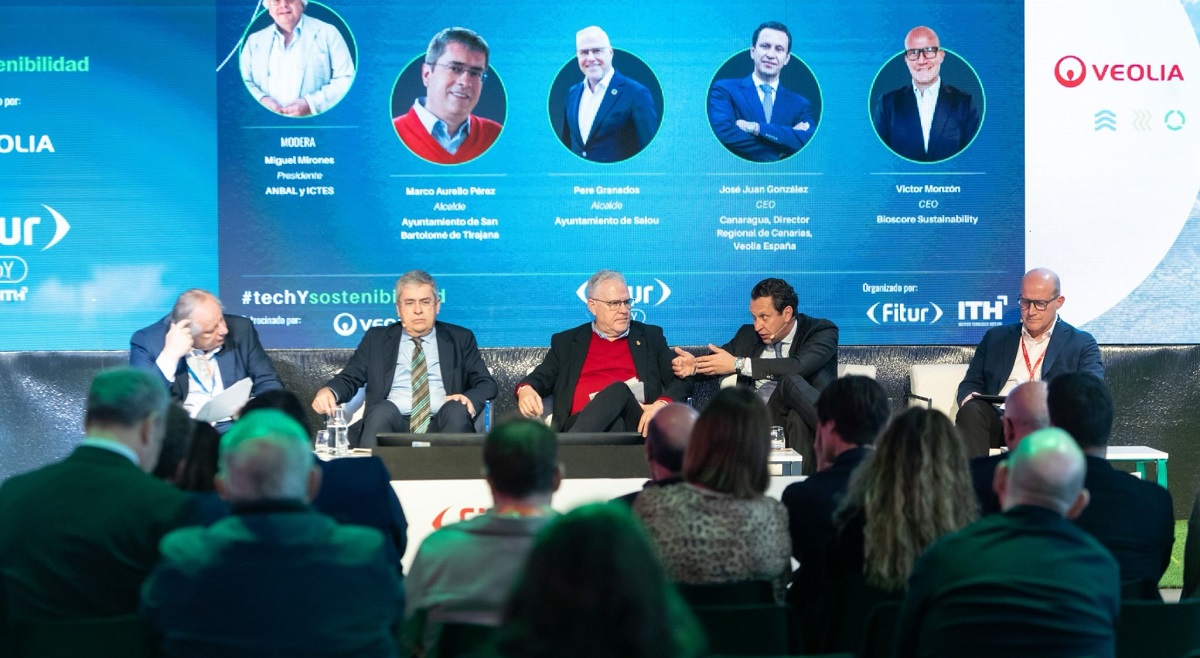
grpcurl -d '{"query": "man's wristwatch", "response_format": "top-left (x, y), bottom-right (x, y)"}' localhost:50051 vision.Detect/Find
top-left (734, 357), bottom-right (745, 374)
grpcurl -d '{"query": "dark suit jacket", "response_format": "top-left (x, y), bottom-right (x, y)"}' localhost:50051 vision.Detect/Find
top-left (130, 314), bottom-right (283, 402)
top-left (896, 505), bottom-right (1119, 658)
top-left (560, 70), bottom-right (659, 162)
top-left (781, 446), bottom-right (869, 613)
top-left (722, 315), bottom-right (838, 391)
top-left (519, 321), bottom-right (691, 431)
top-left (1074, 456), bottom-right (1174, 589)
top-left (970, 453), bottom-right (1007, 516)
top-left (873, 82), bottom-right (979, 162)
top-left (707, 76), bottom-right (815, 161)
top-left (0, 445), bottom-right (193, 621)
top-left (313, 456), bottom-right (408, 569)
top-left (323, 321), bottom-right (497, 422)
top-left (957, 319), bottom-right (1104, 404)
top-left (141, 502), bottom-right (403, 657)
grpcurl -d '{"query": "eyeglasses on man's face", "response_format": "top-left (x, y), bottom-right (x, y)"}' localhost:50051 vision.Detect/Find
top-left (430, 61), bottom-right (488, 81)
top-left (1017, 297), bottom-right (1057, 311)
top-left (590, 298), bottom-right (633, 311)
top-left (904, 46), bottom-right (941, 61)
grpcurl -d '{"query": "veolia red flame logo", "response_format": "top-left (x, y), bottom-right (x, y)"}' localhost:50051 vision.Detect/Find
top-left (1055, 56), bottom-right (1086, 88)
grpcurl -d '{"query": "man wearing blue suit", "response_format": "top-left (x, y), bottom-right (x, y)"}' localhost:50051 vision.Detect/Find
top-left (956, 268), bottom-right (1104, 458)
top-left (873, 26), bottom-right (979, 163)
top-left (707, 22), bottom-right (815, 162)
top-left (131, 289), bottom-right (283, 423)
top-left (560, 26), bottom-right (659, 163)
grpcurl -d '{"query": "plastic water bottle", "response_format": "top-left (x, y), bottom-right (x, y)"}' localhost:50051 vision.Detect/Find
top-left (331, 405), bottom-right (350, 456)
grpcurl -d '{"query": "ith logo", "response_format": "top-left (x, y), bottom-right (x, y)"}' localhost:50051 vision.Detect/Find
top-left (0, 205), bottom-right (70, 250)
top-left (959, 295), bottom-right (1008, 321)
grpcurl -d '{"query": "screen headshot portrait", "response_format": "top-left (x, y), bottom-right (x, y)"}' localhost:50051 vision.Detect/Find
top-left (551, 26), bottom-right (663, 164)
top-left (871, 26), bottom-right (983, 163)
top-left (392, 27), bottom-right (505, 165)
top-left (707, 21), bottom-right (822, 163)
top-left (239, 0), bottom-right (357, 117)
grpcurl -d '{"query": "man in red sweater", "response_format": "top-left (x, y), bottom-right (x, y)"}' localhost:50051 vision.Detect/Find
top-left (393, 27), bottom-right (501, 165)
top-left (516, 270), bottom-right (691, 435)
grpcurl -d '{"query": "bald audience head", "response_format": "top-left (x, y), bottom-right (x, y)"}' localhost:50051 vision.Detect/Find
top-left (996, 427), bottom-right (1089, 519)
top-left (1001, 380), bottom-right (1049, 450)
top-left (645, 403), bottom-right (699, 481)
top-left (216, 409), bottom-right (320, 505)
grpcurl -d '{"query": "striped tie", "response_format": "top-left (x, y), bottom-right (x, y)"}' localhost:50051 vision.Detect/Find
top-left (410, 337), bottom-right (431, 434)
top-left (760, 84), bottom-right (774, 123)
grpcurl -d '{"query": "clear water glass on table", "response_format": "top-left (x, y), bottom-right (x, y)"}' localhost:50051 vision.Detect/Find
top-left (769, 426), bottom-right (786, 451)
top-left (314, 429), bottom-right (330, 455)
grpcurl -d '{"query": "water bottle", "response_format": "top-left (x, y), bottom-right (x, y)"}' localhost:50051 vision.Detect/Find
top-left (331, 405), bottom-right (350, 456)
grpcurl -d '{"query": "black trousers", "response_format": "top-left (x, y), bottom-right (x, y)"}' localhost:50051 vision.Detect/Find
top-left (954, 398), bottom-right (1003, 459)
top-left (352, 399), bottom-right (474, 448)
top-left (771, 375), bottom-right (821, 475)
top-left (562, 382), bottom-right (645, 433)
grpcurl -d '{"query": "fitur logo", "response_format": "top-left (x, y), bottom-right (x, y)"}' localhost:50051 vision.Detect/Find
top-left (1055, 55), bottom-right (1184, 88)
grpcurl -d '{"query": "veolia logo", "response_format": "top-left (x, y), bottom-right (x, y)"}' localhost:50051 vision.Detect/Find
top-left (1056, 54), bottom-right (1183, 88)
top-left (1055, 56), bottom-right (1086, 88)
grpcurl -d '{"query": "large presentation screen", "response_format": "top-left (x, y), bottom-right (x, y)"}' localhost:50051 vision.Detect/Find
top-left (1, 0), bottom-right (1197, 350)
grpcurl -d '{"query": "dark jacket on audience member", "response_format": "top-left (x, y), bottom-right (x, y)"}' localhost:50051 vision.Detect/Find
top-left (0, 445), bottom-right (194, 621)
top-left (780, 446), bottom-right (870, 613)
top-left (1074, 455), bottom-right (1173, 590)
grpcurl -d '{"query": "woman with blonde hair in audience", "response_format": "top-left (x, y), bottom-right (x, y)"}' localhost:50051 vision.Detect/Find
top-left (633, 386), bottom-right (792, 601)
top-left (833, 406), bottom-right (977, 589)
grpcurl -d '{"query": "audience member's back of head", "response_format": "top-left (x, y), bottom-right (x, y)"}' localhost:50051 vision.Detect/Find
top-left (154, 404), bottom-right (195, 482)
top-left (1047, 372), bottom-right (1112, 450)
top-left (217, 409), bottom-right (316, 504)
top-left (1001, 427), bottom-right (1088, 517)
top-left (484, 418), bottom-right (559, 499)
top-left (816, 375), bottom-right (891, 446)
top-left (645, 403), bottom-right (698, 474)
top-left (85, 367), bottom-right (171, 472)
top-left (498, 503), bottom-right (705, 658)
top-left (239, 389), bottom-right (313, 438)
top-left (86, 367), bottom-right (170, 431)
top-left (684, 386), bottom-right (770, 498)
top-left (839, 407), bottom-right (977, 589)
top-left (178, 422), bottom-right (222, 493)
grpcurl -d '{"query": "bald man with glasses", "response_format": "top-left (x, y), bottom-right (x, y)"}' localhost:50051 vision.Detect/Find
top-left (516, 270), bottom-right (691, 435)
top-left (872, 25), bottom-right (979, 162)
top-left (955, 268), bottom-right (1104, 458)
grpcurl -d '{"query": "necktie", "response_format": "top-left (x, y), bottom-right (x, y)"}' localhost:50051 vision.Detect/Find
top-left (410, 337), bottom-right (431, 434)
top-left (758, 342), bottom-right (785, 401)
top-left (760, 84), bottom-right (774, 123)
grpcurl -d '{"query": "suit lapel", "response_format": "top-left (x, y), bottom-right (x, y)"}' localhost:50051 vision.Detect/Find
top-left (1042, 321), bottom-right (1068, 376)
top-left (627, 323), bottom-right (650, 384)
top-left (997, 324), bottom-right (1022, 386)
top-left (380, 324), bottom-right (405, 395)
top-left (587, 73), bottom-right (624, 144)
top-left (434, 324), bottom-right (459, 394)
top-left (928, 90), bottom-right (951, 154)
top-left (565, 326), bottom-right (590, 392)
top-left (740, 76), bottom-right (767, 123)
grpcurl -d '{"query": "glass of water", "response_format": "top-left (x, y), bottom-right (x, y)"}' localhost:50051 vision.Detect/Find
top-left (314, 429), bottom-right (330, 455)
top-left (769, 426), bottom-right (786, 451)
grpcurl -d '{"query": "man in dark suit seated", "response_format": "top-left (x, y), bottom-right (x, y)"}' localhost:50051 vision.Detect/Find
top-left (130, 289), bottom-right (283, 424)
top-left (956, 267), bottom-right (1104, 458)
top-left (517, 269), bottom-right (691, 433)
top-left (969, 380), bottom-right (1049, 515)
top-left (402, 419), bottom-right (562, 655)
top-left (0, 368), bottom-right (194, 622)
top-left (873, 26), bottom-right (979, 163)
top-left (780, 376), bottom-right (890, 615)
top-left (897, 427), bottom-right (1119, 658)
top-left (707, 21), bottom-right (815, 162)
top-left (613, 402), bottom-right (697, 506)
top-left (672, 277), bottom-right (837, 471)
top-left (560, 26), bottom-right (659, 163)
top-left (141, 409), bottom-right (403, 657)
top-left (312, 270), bottom-right (497, 447)
top-left (1049, 372), bottom-right (1174, 595)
